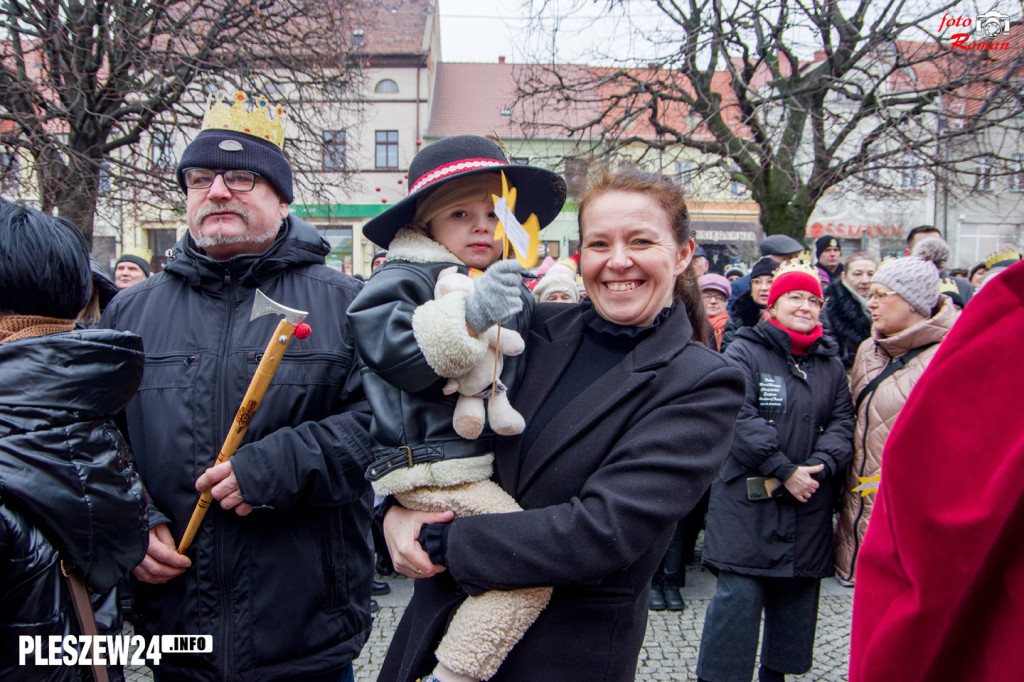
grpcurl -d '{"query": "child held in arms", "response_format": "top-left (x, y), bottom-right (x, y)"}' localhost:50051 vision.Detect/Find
top-left (348, 135), bottom-right (567, 682)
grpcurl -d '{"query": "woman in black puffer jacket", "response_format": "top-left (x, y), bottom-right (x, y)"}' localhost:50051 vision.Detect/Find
top-left (697, 261), bottom-right (855, 682)
top-left (0, 201), bottom-right (148, 681)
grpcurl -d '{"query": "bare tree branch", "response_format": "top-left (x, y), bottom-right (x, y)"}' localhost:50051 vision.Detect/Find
top-left (513, 0), bottom-right (1023, 237)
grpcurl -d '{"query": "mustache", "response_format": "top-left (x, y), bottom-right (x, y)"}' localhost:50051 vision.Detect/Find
top-left (195, 201), bottom-right (248, 225)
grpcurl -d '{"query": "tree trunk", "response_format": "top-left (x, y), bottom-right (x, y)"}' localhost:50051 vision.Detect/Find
top-left (36, 149), bottom-right (101, 248)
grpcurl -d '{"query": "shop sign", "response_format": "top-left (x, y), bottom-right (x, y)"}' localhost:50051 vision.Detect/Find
top-left (806, 221), bottom-right (905, 239)
top-left (697, 229), bottom-right (758, 242)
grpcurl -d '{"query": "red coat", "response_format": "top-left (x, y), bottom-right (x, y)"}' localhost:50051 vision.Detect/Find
top-left (849, 261), bottom-right (1024, 682)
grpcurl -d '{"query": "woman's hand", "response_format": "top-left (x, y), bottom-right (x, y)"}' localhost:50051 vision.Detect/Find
top-left (383, 505), bottom-right (455, 578)
top-left (784, 464), bottom-right (824, 503)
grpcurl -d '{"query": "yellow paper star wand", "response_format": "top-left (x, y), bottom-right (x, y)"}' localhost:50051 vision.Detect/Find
top-left (492, 170), bottom-right (540, 268)
top-left (854, 475), bottom-right (880, 497)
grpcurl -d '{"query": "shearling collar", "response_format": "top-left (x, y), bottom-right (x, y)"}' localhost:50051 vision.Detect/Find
top-left (386, 228), bottom-right (465, 266)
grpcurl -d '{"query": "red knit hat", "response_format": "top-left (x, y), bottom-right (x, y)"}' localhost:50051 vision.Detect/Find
top-left (767, 260), bottom-right (823, 307)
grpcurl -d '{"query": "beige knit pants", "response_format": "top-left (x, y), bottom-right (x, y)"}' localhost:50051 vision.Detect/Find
top-left (396, 481), bottom-right (552, 680)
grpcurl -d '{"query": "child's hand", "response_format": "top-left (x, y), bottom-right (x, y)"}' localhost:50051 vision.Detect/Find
top-left (383, 506), bottom-right (455, 578)
top-left (464, 259), bottom-right (524, 333)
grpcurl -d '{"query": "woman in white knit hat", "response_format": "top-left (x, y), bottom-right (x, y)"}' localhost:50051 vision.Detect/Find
top-left (532, 261), bottom-right (580, 303)
top-left (834, 237), bottom-right (958, 587)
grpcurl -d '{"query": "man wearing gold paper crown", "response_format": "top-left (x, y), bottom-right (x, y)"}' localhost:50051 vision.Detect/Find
top-left (101, 91), bottom-right (375, 682)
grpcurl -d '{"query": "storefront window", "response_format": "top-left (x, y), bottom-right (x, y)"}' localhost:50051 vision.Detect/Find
top-left (957, 223), bottom-right (1018, 265)
top-left (319, 225), bottom-right (353, 274)
top-left (147, 229), bottom-right (177, 273)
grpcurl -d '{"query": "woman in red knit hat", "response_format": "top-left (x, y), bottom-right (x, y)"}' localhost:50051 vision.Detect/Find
top-left (697, 260), bottom-right (855, 682)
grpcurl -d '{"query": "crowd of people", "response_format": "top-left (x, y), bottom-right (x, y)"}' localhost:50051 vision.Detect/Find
top-left (2, 88), bottom-right (1022, 682)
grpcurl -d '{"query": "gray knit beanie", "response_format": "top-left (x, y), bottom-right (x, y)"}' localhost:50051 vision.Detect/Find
top-left (872, 237), bottom-right (950, 312)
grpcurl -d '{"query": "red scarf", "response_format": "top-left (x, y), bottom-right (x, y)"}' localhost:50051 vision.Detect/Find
top-left (708, 311), bottom-right (730, 349)
top-left (768, 318), bottom-right (823, 356)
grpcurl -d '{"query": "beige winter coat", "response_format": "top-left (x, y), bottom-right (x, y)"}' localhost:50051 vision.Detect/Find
top-left (834, 297), bottom-right (957, 582)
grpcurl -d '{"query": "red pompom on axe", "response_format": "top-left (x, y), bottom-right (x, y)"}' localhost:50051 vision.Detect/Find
top-left (177, 289), bottom-right (311, 554)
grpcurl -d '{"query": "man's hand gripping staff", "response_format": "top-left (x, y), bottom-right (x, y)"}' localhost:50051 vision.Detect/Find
top-left (176, 289), bottom-right (311, 555)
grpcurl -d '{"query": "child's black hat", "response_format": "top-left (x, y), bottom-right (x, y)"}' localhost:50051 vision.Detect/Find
top-left (362, 135), bottom-right (567, 248)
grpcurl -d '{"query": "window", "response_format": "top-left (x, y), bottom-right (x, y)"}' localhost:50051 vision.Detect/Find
top-left (97, 162), bottom-right (111, 195)
top-left (1010, 154), bottom-right (1024, 192)
top-left (323, 130), bottom-right (346, 170)
top-left (976, 157), bottom-right (994, 191)
top-left (147, 229), bottom-right (178, 273)
top-left (900, 166), bottom-right (918, 189)
top-left (151, 131), bottom-right (175, 169)
top-left (563, 157), bottom-right (588, 196)
top-left (264, 82), bottom-right (287, 99)
top-left (957, 223), bottom-right (1018, 264)
top-left (318, 226), bottom-right (353, 273)
top-left (1, 151), bottom-right (19, 194)
top-left (374, 79), bottom-right (399, 94)
top-left (375, 130), bottom-right (399, 169)
top-left (863, 166), bottom-right (881, 187)
top-left (675, 161), bottom-right (694, 194)
top-left (729, 166), bottom-right (748, 197)
top-left (511, 157), bottom-right (529, 165)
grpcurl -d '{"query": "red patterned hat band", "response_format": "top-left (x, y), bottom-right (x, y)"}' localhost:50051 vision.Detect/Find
top-left (409, 158), bottom-right (508, 194)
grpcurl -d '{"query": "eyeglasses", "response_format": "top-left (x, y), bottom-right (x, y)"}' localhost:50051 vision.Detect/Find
top-left (866, 290), bottom-right (896, 303)
top-left (702, 292), bottom-right (728, 302)
top-left (183, 168), bottom-right (260, 192)
top-left (780, 292), bottom-right (823, 309)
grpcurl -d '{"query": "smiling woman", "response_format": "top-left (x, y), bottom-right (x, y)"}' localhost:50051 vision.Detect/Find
top-left (577, 171), bottom-right (707, 340)
top-left (379, 170), bottom-right (745, 682)
top-left (698, 258), bottom-right (854, 682)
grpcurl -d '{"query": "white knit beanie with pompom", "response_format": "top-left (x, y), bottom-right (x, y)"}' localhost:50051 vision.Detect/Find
top-left (872, 237), bottom-right (950, 312)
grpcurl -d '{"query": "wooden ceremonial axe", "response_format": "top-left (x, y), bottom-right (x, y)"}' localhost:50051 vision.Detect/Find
top-left (177, 289), bottom-right (311, 554)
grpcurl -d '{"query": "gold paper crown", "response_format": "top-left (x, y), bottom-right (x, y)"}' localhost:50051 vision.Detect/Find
top-left (554, 257), bottom-right (578, 274)
top-left (984, 246), bottom-right (1022, 269)
top-left (938, 277), bottom-right (959, 296)
top-left (121, 247), bottom-right (153, 262)
top-left (201, 90), bottom-right (286, 149)
top-left (774, 258), bottom-right (822, 282)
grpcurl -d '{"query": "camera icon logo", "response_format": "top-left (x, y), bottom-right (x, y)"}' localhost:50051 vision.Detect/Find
top-left (977, 11), bottom-right (1011, 38)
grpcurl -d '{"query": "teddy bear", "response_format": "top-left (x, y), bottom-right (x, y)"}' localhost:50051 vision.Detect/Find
top-left (433, 266), bottom-right (527, 440)
top-left (365, 264), bottom-right (549, 682)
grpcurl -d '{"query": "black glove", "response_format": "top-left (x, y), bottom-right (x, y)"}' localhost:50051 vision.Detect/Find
top-left (463, 259), bottom-right (524, 334)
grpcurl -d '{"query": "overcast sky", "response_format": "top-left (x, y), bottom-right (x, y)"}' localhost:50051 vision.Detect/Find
top-left (437, 0), bottom-right (667, 64)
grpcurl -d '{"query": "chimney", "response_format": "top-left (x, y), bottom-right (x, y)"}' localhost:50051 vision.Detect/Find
top-left (498, 56), bottom-right (506, 64)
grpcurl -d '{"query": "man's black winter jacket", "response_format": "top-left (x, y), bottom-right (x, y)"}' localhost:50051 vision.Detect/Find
top-left (101, 216), bottom-right (375, 681)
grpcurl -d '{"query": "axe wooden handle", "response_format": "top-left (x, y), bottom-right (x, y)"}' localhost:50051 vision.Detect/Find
top-left (177, 318), bottom-right (298, 554)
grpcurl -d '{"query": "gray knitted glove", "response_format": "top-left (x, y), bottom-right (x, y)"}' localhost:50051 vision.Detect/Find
top-left (463, 259), bottom-right (524, 334)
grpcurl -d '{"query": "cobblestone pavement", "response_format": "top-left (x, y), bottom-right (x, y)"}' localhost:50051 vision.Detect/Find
top-left (355, 566), bottom-right (853, 682)
top-left (125, 564), bottom-right (854, 682)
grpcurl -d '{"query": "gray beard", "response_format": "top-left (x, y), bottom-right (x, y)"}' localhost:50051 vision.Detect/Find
top-left (191, 202), bottom-right (283, 251)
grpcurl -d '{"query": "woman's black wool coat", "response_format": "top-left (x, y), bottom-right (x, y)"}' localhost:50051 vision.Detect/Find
top-left (379, 302), bottom-right (745, 682)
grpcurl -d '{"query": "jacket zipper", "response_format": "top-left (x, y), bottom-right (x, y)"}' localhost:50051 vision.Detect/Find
top-left (217, 274), bottom-right (236, 682)
top-left (847, 387), bottom-right (877, 581)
